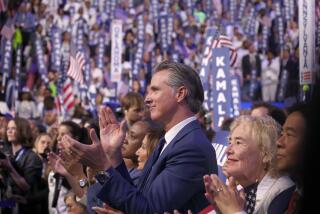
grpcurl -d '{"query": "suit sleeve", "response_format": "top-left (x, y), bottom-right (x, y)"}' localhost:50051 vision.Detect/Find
top-left (114, 161), bottom-right (133, 185)
top-left (97, 141), bottom-right (216, 213)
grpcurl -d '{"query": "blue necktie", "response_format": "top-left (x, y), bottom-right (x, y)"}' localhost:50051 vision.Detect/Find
top-left (151, 137), bottom-right (166, 164)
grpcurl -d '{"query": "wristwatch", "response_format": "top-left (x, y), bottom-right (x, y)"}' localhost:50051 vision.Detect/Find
top-left (79, 178), bottom-right (88, 188)
top-left (95, 168), bottom-right (114, 185)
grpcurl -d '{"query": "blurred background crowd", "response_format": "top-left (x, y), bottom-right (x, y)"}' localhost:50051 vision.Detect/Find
top-left (0, 0), bottom-right (319, 122)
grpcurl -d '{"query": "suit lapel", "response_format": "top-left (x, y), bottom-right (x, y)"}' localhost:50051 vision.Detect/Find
top-left (138, 120), bottom-right (202, 192)
top-left (156, 120), bottom-right (201, 163)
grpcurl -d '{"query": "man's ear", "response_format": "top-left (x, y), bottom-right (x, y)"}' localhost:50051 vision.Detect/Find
top-left (176, 86), bottom-right (188, 103)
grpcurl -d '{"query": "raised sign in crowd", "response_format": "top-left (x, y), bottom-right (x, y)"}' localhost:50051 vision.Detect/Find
top-left (0, 0), bottom-right (319, 214)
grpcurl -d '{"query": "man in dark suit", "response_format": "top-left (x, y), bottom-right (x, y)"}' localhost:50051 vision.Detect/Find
top-left (62, 61), bottom-right (218, 213)
top-left (241, 43), bottom-right (262, 101)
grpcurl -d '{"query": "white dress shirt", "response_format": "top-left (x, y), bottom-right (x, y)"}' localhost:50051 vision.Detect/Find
top-left (160, 116), bottom-right (197, 155)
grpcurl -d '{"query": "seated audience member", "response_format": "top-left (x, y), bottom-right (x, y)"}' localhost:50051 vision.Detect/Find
top-left (251, 102), bottom-right (287, 125)
top-left (48, 121), bottom-right (89, 214)
top-left (0, 117), bottom-right (43, 213)
top-left (136, 127), bottom-right (164, 170)
top-left (273, 103), bottom-right (311, 213)
top-left (122, 120), bottom-right (151, 185)
top-left (204, 115), bottom-right (295, 214)
top-left (120, 92), bottom-right (146, 127)
top-left (60, 61), bottom-right (218, 213)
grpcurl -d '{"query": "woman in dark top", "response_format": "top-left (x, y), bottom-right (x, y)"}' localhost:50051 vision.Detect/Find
top-left (0, 117), bottom-right (43, 214)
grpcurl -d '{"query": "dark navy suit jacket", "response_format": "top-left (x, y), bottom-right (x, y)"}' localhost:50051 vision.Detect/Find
top-left (97, 120), bottom-right (218, 213)
top-left (268, 185), bottom-right (296, 214)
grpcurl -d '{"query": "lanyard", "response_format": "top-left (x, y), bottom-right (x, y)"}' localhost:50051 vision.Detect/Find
top-left (15, 148), bottom-right (26, 162)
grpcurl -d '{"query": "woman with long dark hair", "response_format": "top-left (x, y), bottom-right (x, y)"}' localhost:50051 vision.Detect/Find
top-left (0, 117), bottom-right (43, 213)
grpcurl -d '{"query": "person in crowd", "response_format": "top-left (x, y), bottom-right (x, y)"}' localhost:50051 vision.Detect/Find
top-left (0, 113), bottom-right (10, 148)
top-left (59, 61), bottom-right (218, 213)
top-left (251, 102), bottom-right (287, 126)
top-left (242, 42), bottom-right (262, 101)
top-left (16, 88), bottom-right (38, 119)
top-left (119, 92), bottom-right (146, 127)
top-left (281, 47), bottom-right (299, 104)
top-left (204, 115), bottom-right (294, 214)
top-left (122, 120), bottom-right (151, 185)
top-left (132, 79), bottom-right (144, 95)
top-left (0, 117), bottom-right (43, 214)
top-left (261, 51), bottom-right (280, 102)
top-left (48, 121), bottom-right (89, 214)
top-left (273, 103), bottom-right (311, 213)
top-left (42, 96), bottom-right (59, 131)
top-left (33, 133), bottom-right (53, 178)
top-left (135, 127), bottom-right (163, 170)
top-left (29, 133), bottom-right (53, 214)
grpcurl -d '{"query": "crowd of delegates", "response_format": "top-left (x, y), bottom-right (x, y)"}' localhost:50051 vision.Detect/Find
top-left (1, 0), bottom-right (320, 121)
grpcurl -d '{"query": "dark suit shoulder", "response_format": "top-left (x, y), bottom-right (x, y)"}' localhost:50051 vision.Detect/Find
top-left (172, 121), bottom-right (210, 146)
top-left (268, 185), bottom-right (296, 214)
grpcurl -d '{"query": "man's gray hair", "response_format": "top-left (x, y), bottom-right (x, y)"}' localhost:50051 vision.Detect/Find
top-left (153, 61), bottom-right (204, 113)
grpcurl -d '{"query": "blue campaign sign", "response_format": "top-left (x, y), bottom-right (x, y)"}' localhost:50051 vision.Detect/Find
top-left (212, 130), bottom-right (229, 183)
top-left (199, 26), bottom-right (219, 110)
top-left (230, 75), bottom-right (241, 117)
top-left (211, 47), bottom-right (232, 129)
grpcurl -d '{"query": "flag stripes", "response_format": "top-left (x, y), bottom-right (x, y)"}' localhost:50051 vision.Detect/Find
top-left (55, 78), bottom-right (75, 116)
top-left (213, 35), bottom-right (238, 67)
top-left (67, 52), bottom-right (85, 84)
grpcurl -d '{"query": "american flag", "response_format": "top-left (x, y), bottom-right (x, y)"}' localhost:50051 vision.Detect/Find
top-left (212, 35), bottom-right (237, 67)
top-left (67, 49), bottom-right (85, 84)
top-left (55, 77), bottom-right (75, 116)
top-left (0, 23), bottom-right (15, 40)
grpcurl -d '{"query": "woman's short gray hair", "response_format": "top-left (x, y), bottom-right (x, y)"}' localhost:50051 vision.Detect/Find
top-left (153, 61), bottom-right (204, 113)
top-left (230, 115), bottom-right (281, 176)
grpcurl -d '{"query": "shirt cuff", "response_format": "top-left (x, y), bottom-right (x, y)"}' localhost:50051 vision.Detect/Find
top-left (234, 211), bottom-right (247, 214)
